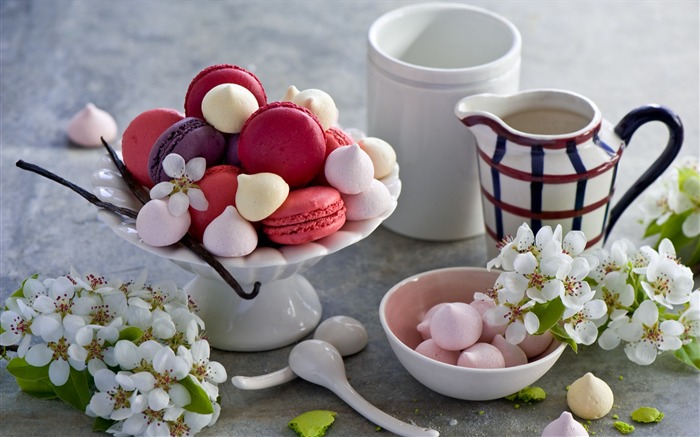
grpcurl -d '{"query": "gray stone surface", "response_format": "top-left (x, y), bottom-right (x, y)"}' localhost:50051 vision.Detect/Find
top-left (1, 1), bottom-right (698, 436)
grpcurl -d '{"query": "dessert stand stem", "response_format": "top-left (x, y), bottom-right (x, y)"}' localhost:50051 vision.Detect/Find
top-left (186, 273), bottom-right (321, 351)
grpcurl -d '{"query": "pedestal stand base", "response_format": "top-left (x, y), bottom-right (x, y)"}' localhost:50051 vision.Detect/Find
top-left (185, 273), bottom-right (322, 351)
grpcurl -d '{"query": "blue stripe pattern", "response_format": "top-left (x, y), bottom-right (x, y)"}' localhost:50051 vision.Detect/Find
top-left (530, 145), bottom-right (544, 232)
top-left (491, 136), bottom-right (507, 239)
top-left (566, 140), bottom-right (588, 230)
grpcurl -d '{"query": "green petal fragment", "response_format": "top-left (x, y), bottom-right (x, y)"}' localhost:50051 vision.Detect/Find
top-left (289, 410), bottom-right (337, 437)
top-left (613, 421), bottom-right (635, 434)
top-left (180, 375), bottom-right (214, 414)
top-left (117, 326), bottom-right (144, 343)
top-left (504, 386), bottom-right (546, 403)
top-left (631, 407), bottom-right (664, 423)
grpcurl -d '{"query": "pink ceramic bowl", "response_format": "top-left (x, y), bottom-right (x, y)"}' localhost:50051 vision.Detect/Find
top-left (379, 267), bottom-right (566, 400)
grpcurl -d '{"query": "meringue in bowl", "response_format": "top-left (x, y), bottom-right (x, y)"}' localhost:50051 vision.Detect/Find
top-left (379, 267), bottom-right (566, 401)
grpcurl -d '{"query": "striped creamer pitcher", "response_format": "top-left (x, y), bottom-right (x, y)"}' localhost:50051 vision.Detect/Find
top-left (455, 89), bottom-right (683, 257)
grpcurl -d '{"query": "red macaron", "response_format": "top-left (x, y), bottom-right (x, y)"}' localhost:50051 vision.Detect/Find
top-left (121, 108), bottom-right (184, 188)
top-left (188, 164), bottom-right (242, 242)
top-left (262, 186), bottom-right (346, 245)
top-left (238, 101), bottom-right (326, 188)
top-left (184, 64), bottom-right (267, 119)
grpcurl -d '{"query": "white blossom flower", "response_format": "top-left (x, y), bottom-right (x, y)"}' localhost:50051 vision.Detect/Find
top-left (594, 271), bottom-right (635, 322)
top-left (88, 368), bottom-right (141, 421)
top-left (559, 257), bottom-right (595, 311)
top-left (587, 239), bottom-right (635, 283)
top-left (178, 340), bottom-right (227, 401)
top-left (640, 256), bottom-right (694, 308)
top-left (2, 269), bottom-right (222, 436)
top-left (669, 165), bottom-right (700, 237)
top-left (619, 300), bottom-right (684, 365)
top-left (149, 154), bottom-right (208, 217)
top-left (483, 292), bottom-right (539, 345)
top-left (0, 301), bottom-right (36, 357)
top-left (563, 299), bottom-right (607, 345)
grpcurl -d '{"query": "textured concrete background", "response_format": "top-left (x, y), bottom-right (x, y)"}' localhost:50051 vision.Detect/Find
top-left (1, 1), bottom-right (698, 436)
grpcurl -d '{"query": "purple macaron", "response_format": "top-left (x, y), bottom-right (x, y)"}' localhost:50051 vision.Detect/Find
top-left (148, 117), bottom-right (226, 183)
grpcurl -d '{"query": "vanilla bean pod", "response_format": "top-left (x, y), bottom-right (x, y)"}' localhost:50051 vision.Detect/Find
top-left (16, 156), bottom-right (260, 300)
top-left (16, 160), bottom-right (138, 220)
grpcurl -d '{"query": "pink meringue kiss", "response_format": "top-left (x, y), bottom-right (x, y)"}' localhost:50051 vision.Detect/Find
top-left (202, 206), bottom-right (258, 257)
top-left (457, 343), bottom-right (506, 369)
top-left (491, 334), bottom-right (528, 367)
top-left (519, 330), bottom-right (554, 358)
top-left (136, 199), bottom-right (190, 247)
top-left (341, 178), bottom-right (392, 221)
top-left (430, 302), bottom-right (482, 351)
top-left (67, 103), bottom-right (118, 147)
top-left (324, 144), bottom-right (374, 195)
top-left (415, 339), bottom-right (459, 365)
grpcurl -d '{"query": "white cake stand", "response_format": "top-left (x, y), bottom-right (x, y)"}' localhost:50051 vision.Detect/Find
top-left (91, 154), bottom-right (400, 351)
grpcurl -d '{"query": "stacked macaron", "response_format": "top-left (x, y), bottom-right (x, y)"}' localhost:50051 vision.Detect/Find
top-left (121, 64), bottom-right (397, 257)
top-left (415, 299), bottom-right (555, 369)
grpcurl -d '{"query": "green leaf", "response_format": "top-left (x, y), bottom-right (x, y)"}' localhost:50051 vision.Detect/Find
top-left (118, 326), bottom-right (144, 343)
top-left (674, 338), bottom-right (700, 371)
top-left (92, 417), bottom-right (116, 432)
top-left (643, 219), bottom-right (664, 238)
top-left (14, 377), bottom-right (57, 399)
top-left (6, 357), bottom-right (50, 381)
top-left (658, 211), bottom-right (691, 244)
top-left (52, 367), bottom-right (92, 412)
top-left (531, 297), bottom-right (566, 334)
top-left (180, 375), bottom-right (214, 414)
top-left (549, 323), bottom-right (578, 353)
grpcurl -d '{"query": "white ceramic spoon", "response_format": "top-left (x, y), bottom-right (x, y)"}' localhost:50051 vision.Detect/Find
top-left (231, 315), bottom-right (368, 390)
top-left (288, 339), bottom-right (440, 437)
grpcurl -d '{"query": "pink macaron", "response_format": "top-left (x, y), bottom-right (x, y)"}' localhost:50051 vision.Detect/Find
top-left (262, 186), bottom-right (346, 245)
top-left (184, 64), bottom-right (267, 119)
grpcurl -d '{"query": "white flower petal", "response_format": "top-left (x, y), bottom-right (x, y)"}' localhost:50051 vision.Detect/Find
top-left (25, 343), bottom-right (53, 367)
top-left (49, 359), bottom-right (70, 386)
top-left (169, 382), bottom-right (192, 407)
top-left (150, 182), bottom-right (175, 200)
top-left (633, 300), bottom-right (659, 327)
top-left (682, 211), bottom-right (700, 237)
top-left (505, 322), bottom-right (527, 345)
top-left (597, 327), bottom-right (621, 350)
top-left (187, 188), bottom-right (209, 211)
top-left (186, 157), bottom-right (207, 181)
top-left (89, 392), bottom-right (116, 419)
top-left (167, 192), bottom-right (190, 217)
top-left (114, 340), bottom-right (141, 370)
top-left (131, 372), bottom-right (156, 392)
top-left (162, 154), bottom-right (186, 178)
top-left (148, 387), bottom-right (170, 411)
top-left (32, 295), bottom-right (56, 314)
top-left (206, 361), bottom-right (227, 384)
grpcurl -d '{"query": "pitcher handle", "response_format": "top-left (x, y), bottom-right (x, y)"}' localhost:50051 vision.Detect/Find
top-left (605, 105), bottom-right (684, 241)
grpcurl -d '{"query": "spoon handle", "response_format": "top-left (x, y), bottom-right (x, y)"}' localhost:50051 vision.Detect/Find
top-left (331, 379), bottom-right (439, 437)
top-left (231, 366), bottom-right (296, 390)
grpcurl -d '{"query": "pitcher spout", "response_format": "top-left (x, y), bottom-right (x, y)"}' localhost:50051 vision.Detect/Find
top-left (455, 89), bottom-right (602, 145)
